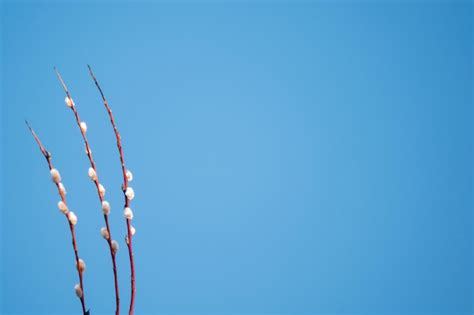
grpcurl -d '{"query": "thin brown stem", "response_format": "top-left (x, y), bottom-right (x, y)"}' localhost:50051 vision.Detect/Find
top-left (88, 65), bottom-right (136, 315)
top-left (26, 121), bottom-right (88, 315)
top-left (54, 68), bottom-right (121, 315)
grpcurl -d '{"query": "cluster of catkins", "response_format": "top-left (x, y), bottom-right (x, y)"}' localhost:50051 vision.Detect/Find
top-left (51, 161), bottom-right (136, 256)
top-left (28, 66), bottom-right (137, 315)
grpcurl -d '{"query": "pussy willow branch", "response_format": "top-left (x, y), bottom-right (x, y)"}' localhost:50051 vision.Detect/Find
top-left (54, 68), bottom-right (121, 315)
top-left (87, 65), bottom-right (136, 315)
top-left (26, 121), bottom-right (88, 315)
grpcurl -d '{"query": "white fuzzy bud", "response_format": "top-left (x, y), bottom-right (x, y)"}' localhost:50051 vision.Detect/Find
top-left (125, 187), bottom-right (135, 200)
top-left (125, 226), bottom-right (136, 244)
top-left (88, 167), bottom-right (97, 181)
top-left (77, 259), bottom-right (86, 273)
top-left (102, 200), bottom-right (111, 215)
top-left (57, 201), bottom-right (68, 214)
top-left (124, 207), bottom-right (133, 220)
top-left (74, 284), bottom-right (82, 298)
top-left (65, 96), bottom-right (74, 108)
top-left (98, 183), bottom-right (106, 198)
top-left (80, 121), bottom-right (88, 133)
top-left (58, 182), bottom-right (67, 195)
top-left (50, 168), bottom-right (61, 183)
top-left (111, 240), bottom-right (119, 254)
top-left (68, 211), bottom-right (78, 225)
top-left (101, 227), bottom-right (110, 240)
top-left (85, 145), bottom-right (91, 155)
top-left (126, 169), bottom-right (133, 182)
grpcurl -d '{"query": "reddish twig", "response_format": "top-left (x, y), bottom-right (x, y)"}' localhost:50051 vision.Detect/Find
top-left (87, 65), bottom-right (136, 315)
top-left (54, 68), bottom-right (121, 315)
top-left (26, 121), bottom-right (88, 315)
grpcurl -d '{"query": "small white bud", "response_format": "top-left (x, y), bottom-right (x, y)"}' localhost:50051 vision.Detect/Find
top-left (125, 226), bottom-right (136, 244)
top-left (57, 201), bottom-right (68, 214)
top-left (101, 227), bottom-right (110, 240)
top-left (68, 211), bottom-right (78, 225)
top-left (88, 167), bottom-right (97, 181)
top-left (85, 145), bottom-right (92, 155)
top-left (58, 182), bottom-right (67, 195)
top-left (50, 168), bottom-right (61, 183)
top-left (80, 121), bottom-right (88, 133)
top-left (102, 200), bottom-right (111, 215)
top-left (98, 183), bottom-right (106, 197)
top-left (126, 169), bottom-right (133, 182)
top-left (124, 207), bottom-right (133, 220)
top-left (65, 96), bottom-right (74, 108)
top-left (77, 258), bottom-right (86, 273)
top-left (125, 187), bottom-right (135, 200)
top-left (111, 240), bottom-right (119, 254)
top-left (74, 284), bottom-right (83, 298)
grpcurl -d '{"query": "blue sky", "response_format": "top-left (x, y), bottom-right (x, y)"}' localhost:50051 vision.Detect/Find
top-left (1, 1), bottom-right (473, 314)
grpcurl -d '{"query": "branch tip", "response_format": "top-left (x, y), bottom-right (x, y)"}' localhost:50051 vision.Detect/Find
top-left (54, 67), bottom-right (69, 94)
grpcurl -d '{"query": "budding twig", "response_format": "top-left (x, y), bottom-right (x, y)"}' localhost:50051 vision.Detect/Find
top-left (87, 65), bottom-right (137, 315)
top-left (54, 68), bottom-right (121, 315)
top-left (25, 121), bottom-right (88, 315)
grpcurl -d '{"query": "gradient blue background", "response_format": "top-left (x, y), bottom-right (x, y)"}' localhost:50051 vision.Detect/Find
top-left (1, 1), bottom-right (472, 314)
